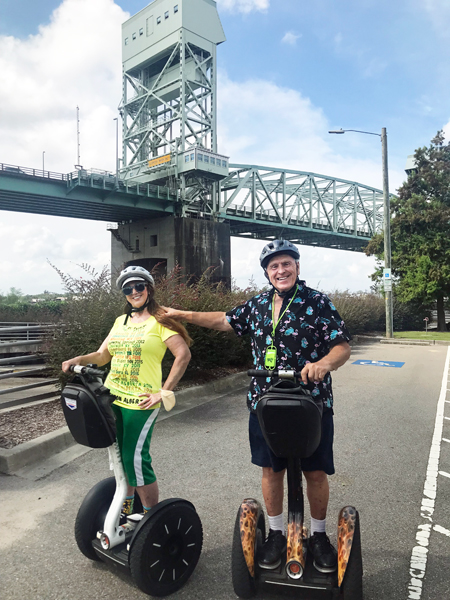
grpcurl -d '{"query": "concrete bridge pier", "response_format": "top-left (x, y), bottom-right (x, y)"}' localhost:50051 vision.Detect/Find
top-left (110, 216), bottom-right (231, 286)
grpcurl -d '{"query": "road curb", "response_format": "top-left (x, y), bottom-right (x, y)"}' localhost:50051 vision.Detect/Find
top-left (0, 371), bottom-right (249, 476)
top-left (352, 335), bottom-right (450, 346)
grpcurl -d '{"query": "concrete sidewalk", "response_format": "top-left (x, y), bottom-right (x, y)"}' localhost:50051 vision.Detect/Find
top-left (0, 372), bottom-right (248, 479)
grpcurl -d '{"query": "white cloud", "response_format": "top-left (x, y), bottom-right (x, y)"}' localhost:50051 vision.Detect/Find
top-left (218, 73), bottom-right (405, 191)
top-left (443, 119), bottom-right (450, 140)
top-left (0, 0), bottom-right (125, 172)
top-left (217, 0), bottom-right (269, 14)
top-left (281, 31), bottom-right (301, 46)
top-left (422, 0), bottom-right (450, 38)
top-left (0, 0), bottom-right (388, 295)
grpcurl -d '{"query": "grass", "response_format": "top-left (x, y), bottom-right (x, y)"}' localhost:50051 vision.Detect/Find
top-left (394, 331), bottom-right (450, 341)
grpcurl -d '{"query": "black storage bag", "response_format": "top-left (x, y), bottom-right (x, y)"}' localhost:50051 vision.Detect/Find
top-left (61, 376), bottom-right (116, 448)
top-left (256, 379), bottom-right (323, 459)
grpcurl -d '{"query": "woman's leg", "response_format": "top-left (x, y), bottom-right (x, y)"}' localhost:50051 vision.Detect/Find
top-left (116, 405), bottom-right (160, 510)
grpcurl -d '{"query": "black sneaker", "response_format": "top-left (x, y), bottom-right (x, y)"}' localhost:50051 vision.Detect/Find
top-left (257, 529), bottom-right (287, 569)
top-left (308, 532), bottom-right (337, 573)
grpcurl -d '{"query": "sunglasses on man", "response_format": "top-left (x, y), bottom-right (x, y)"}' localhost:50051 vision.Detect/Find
top-left (122, 282), bottom-right (147, 296)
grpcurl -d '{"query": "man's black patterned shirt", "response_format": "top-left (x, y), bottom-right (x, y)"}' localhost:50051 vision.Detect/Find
top-left (226, 280), bottom-right (351, 411)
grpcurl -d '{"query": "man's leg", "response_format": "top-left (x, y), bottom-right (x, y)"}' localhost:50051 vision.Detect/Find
top-left (303, 470), bottom-right (337, 573)
top-left (261, 467), bottom-right (285, 516)
top-left (303, 470), bottom-right (329, 520)
top-left (258, 467), bottom-right (287, 568)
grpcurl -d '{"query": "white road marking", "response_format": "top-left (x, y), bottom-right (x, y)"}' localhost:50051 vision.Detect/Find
top-left (438, 471), bottom-right (450, 479)
top-left (407, 346), bottom-right (450, 600)
top-left (433, 524), bottom-right (450, 537)
top-left (443, 438), bottom-right (450, 443)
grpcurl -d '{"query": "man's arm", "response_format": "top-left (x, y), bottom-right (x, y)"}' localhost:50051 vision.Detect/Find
top-left (163, 307), bottom-right (233, 332)
top-left (300, 341), bottom-right (351, 385)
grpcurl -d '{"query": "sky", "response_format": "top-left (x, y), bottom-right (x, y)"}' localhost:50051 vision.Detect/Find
top-left (0, 0), bottom-right (449, 296)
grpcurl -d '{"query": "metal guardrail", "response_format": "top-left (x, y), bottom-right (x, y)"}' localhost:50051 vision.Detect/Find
top-left (0, 322), bottom-right (58, 408)
top-left (0, 323), bottom-right (57, 342)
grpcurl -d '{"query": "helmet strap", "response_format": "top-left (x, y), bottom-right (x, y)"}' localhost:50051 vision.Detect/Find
top-left (265, 272), bottom-right (300, 297)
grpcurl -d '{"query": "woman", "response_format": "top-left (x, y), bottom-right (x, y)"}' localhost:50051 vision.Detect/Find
top-left (62, 265), bottom-right (191, 519)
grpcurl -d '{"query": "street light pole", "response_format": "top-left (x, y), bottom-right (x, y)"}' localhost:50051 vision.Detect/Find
top-left (329, 127), bottom-right (393, 338)
top-left (381, 127), bottom-right (393, 338)
top-left (42, 150), bottom-right (45, 174)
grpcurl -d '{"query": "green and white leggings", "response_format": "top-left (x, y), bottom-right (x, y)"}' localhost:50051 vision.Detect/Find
top-left (111, 403), bottom-right (159, 487)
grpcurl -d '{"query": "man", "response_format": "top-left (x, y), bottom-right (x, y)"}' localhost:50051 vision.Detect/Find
top-left (164, 239), bottom-right (351, 573)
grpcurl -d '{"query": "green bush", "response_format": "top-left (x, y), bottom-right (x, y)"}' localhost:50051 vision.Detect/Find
top-left (329, 289), bottom-right (431, 334)
top-left (40, 264), bottom-right (434, 387)
top-left (45, 265), bottom-right (256, 387)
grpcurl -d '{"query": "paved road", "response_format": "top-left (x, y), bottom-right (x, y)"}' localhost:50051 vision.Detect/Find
top-left (1, 342), bottom-right (449, 600)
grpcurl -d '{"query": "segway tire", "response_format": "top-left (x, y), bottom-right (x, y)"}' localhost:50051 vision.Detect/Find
top-left (129, 501), bottom-right (202, 596)
top-left (340, 511), bottom-right (363, 599)
top-left (231, 509), bottom-right (265, 598)
top-left (74, 477), bottom-right (116, 561)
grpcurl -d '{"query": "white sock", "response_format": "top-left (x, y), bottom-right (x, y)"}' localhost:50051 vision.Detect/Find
top-left (268, 513), bottom-right (284, 533)
top-left (311, 517), bottom-right (326, 535)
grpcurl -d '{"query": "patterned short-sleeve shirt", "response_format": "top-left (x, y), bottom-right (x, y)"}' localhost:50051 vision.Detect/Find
top-left (226, 280), bottom-right (351, 411)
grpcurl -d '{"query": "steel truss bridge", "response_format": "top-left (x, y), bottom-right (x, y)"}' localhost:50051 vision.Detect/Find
top-left (0, 162), bottom-right (384, 252)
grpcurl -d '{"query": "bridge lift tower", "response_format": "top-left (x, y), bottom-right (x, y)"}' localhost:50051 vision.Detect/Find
top-left (112, 0), bottom-right (231, 283)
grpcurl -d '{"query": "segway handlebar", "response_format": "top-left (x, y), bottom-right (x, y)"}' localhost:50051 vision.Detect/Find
top-left (247, 368), bottom-right (302, 379)
top-left (70, 364), bottom-right (105, 378)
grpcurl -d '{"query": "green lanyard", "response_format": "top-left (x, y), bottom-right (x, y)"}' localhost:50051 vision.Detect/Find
top-left (264, 285), bottom-right (298, 370)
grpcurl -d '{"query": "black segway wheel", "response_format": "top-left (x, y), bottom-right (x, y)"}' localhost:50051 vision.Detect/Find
top-left (231, 507), bottom-right (265, 598)
top-left (74, 477), bottom-right (116, 561)
top-left (129, 501), bottom-right (202, 596)
top-left (340, 511), bottom-right (363, 599)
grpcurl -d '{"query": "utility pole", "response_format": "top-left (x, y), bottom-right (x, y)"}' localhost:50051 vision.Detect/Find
top-left (381, 128), bottom-right (393, 338)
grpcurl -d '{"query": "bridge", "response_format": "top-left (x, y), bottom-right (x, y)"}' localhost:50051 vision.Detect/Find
top-left (0, 0), bottom-right (386, 284)
top-left (0, 161), bottom-right (383, 255)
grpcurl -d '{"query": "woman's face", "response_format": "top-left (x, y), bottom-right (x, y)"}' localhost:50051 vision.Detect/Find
top-left (124, 280), bottom-right (149, 309)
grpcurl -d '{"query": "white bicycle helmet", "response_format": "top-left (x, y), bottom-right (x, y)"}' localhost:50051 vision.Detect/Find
top-left (116, 266), bottom-right (155, 290)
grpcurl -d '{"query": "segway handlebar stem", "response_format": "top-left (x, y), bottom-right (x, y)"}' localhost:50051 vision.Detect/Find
top-left (70, 364), bottom-right (105, 378)
top-left (247, 368), bottom-right (300, 380)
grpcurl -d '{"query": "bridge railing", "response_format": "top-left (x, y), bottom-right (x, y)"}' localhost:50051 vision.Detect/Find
top-left (0, 162), bottom-right (67, 181)
top-left (0, 162), bottom-right (178, 200)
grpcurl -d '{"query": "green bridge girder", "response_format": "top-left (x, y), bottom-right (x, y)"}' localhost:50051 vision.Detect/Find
top-left (0, 162), bottom-right (385, 252)
top-left (215, 165), bottom-right (384, 252)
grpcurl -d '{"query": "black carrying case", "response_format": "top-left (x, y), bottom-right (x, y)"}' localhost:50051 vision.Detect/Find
top-left (61, 376), bottom-right (116, 448)
top-left (256, 379), bottom-right (323, 459)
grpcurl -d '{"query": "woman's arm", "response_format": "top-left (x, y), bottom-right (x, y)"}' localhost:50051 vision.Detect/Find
top-left (138, 334), bottom-right (191, 409)
top-left (61, 334), bottom-right (113, 373)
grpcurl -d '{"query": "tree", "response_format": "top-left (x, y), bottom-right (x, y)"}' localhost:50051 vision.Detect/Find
top-left (365, 131), bottom-right (450, 331)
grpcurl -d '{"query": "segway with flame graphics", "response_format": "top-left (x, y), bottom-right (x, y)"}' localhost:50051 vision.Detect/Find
top-left (61, 365), bottom-right (202, 597)
top-left (231, 369), bottom-right (363, 599)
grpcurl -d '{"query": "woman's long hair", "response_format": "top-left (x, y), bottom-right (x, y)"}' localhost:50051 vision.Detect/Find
top-left (125, 284), bottom-right (192, 347)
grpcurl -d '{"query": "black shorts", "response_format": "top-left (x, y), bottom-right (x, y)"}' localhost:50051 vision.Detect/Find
top-left (248, 409), bottom-right (335, 475)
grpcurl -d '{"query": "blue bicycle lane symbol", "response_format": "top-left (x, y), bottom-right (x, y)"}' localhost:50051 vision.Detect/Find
top-left (352, 360), bottom-right (405, 368)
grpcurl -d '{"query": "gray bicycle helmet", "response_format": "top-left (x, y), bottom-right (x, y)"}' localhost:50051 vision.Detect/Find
top-left (116, 265), bottom-right (155, 290)
top-left (260, 239), bottom-right (300, 270)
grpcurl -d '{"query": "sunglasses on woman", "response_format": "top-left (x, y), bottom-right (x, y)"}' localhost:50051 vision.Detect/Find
top-left (122, 282), bottom-right (147, 296)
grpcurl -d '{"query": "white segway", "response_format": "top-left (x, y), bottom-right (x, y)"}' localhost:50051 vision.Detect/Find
top-left (61, 365), bottom-right (203, 596)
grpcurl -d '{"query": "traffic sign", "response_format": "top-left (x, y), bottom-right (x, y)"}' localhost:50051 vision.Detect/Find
top-left (384, 279), bottom-right (392, 291)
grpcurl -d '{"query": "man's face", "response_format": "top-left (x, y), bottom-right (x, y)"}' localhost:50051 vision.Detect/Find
top-left (266, 254), bottom-right (299, 293)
